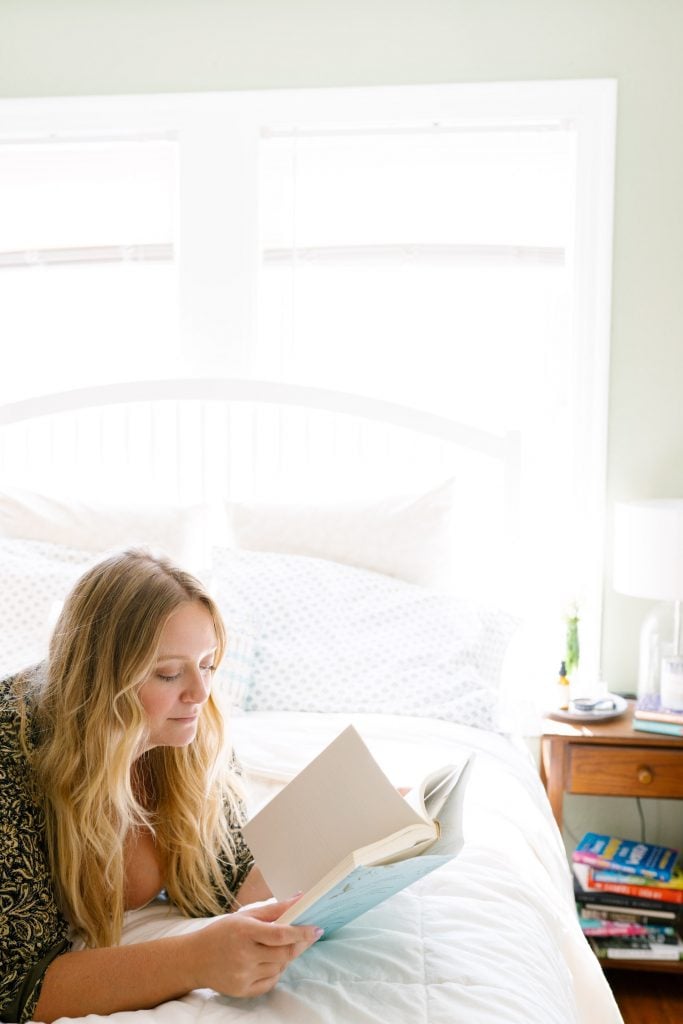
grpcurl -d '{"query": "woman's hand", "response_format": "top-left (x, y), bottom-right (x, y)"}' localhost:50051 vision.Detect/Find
top-left (35, 896), bottom-right (321, 1022)
top-left (186, 895), bottom-right (322, 997)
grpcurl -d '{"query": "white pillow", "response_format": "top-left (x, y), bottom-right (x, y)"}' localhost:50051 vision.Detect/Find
top-left (0, 486), bottom-right (209, 572)
top-left (211, 549), bottom-right (518, 731)
top-left (0, 538), bottom-right (96, 679)
top-left (224, 479), bottom-right (457, 589)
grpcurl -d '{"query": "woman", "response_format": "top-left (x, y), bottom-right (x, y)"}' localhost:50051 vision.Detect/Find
top-left (0, 549), bottom-right (322, 1024)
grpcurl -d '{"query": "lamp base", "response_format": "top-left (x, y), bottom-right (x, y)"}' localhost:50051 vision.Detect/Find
top-left (660, 656), bottom-right (683, 710)
top-left (638, 601), bottom-right (676, 702)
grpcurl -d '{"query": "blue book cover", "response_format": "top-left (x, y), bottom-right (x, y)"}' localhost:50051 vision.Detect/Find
top-left (574, 833), bottom-right (679, 882)
top-left (289, 854), bottom-right (454, 934)
top-left (633, 718), bottom-right (683, 737)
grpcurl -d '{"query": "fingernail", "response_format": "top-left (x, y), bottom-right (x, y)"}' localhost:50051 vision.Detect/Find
top-left (314, 928), bottom-right (325, 940)
top-left (290, 890), bottom-right (303, 899)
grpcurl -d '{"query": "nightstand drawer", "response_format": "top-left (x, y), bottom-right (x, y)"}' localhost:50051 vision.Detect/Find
top-left (566, 744), bottom-right (683, 798)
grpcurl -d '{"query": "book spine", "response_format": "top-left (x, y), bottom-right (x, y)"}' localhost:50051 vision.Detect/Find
top-left (579, 922), bottom-right (649, 937)
top-left (632, 718), bottom-right (683, 737)
top-left (592, 866), bottom-right (683, 890)
top-left (587, 879), bottom-right (683, 905)
top-left (604, 948), bottom-right (682, 960)
top-left (581, 925), bottom-right (647, 933)
top-left (577, 905), bottom-right (679, 929)
top-left (580, 909), bottom-right (679, 926)
top-left (577, 893), bottom-right (678, 917)
top-left (589, 937), bottom-right (683, 960)
top-left (635, 709), bottom-right (683, 725)
top-left (573, 850), bottom-right (672, 881)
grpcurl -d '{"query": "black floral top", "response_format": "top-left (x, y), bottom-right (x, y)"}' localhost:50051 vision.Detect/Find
top-left (0, 671), bottom-right (253, 1024)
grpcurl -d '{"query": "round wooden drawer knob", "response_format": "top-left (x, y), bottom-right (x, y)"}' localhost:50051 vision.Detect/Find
top-left (637, 766), bottom-right (654, 785)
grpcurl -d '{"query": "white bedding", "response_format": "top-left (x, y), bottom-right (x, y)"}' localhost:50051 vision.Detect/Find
top-left (53, 712), bottom-right (622, 1024)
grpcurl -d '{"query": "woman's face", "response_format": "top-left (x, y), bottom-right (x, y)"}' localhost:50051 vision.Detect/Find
top-left (138, 600), bottom-right (217, 752)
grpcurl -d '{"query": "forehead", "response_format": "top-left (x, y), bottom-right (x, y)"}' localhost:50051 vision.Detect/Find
top-left (157, 601), bottom-right (217, 656)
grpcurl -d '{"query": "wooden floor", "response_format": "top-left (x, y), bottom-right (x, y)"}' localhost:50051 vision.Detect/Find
top-left (605, 970), bottom-right (683, 1024)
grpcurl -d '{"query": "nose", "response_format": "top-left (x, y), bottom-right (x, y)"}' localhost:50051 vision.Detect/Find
top-left (182, 666), bottom-right (211, 705)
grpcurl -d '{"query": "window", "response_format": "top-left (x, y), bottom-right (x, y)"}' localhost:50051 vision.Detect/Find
top-left (0, 132), bottom-right (179, 400)
top-left (0, 83), bottom-right (616, 696)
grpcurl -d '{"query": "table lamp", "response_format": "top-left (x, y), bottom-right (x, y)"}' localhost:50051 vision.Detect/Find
top-left (613, 499), bottom-right (683, 710)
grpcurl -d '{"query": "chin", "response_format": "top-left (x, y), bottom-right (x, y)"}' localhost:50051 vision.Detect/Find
top-left (153, 721), bottom-right (200, 748)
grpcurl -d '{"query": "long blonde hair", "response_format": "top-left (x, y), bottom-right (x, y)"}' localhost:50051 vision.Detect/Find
top-left (20, 548), bottom-right (243, 948)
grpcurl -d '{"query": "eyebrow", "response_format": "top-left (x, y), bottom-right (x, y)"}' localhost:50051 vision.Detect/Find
top-left (156, 648), bottom-right (217, 660)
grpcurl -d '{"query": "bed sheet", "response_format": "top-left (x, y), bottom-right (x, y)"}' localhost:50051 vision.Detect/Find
top-left (49, 712), bottom-right (622, 1024)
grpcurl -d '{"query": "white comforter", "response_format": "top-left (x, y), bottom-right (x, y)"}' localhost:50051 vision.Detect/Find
top-left (53, 712), bottom-right (622, 1024)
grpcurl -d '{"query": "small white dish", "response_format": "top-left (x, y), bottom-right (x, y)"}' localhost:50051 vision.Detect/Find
top-left (546, 693), bottom-right (628, 723)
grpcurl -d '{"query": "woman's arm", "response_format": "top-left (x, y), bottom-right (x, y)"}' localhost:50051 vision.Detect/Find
top-left (35, 896), bottom-right (321, 1023)
top-left (234, 864), bottom-right (273, 906)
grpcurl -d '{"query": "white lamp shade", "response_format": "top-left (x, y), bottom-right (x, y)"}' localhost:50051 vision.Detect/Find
top-left (614, 499), bottom-right (683, 601)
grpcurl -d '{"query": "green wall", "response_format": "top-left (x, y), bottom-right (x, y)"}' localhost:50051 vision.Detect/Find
top-left (2, 0), bottom-right (683, 695)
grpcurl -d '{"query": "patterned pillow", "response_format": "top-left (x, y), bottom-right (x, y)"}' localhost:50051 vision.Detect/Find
top-left (211, 549), bottom-right (518, 731)
top-left (0, 539), bottom-right (96, 679)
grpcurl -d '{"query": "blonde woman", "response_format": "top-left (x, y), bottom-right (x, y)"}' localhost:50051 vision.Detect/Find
top-left (0, 549), bottom-right (321, 1024)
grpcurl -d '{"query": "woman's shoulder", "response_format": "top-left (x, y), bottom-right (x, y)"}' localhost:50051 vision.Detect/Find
top-left (0, 664), bottom-right (43, 751)
top-left (0, 672), bottom-right (22, 725)
top-left (0, 668), bottom-right (46, 821)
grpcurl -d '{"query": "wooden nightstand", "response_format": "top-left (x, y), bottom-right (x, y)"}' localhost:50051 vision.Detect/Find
top-left (540, 699), bottom-right (683, 973)
top-left (540, 699), bottom-right (683, 830)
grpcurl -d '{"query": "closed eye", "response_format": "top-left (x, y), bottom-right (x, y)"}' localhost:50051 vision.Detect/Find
top-left (157, 665), bottom-right (215, 682)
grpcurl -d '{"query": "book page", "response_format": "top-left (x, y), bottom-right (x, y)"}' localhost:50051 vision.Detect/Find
top-left (242, 725), bottom-right (434, 899)
top-left (424, 755), bottom-right (474, 857)
top-left (405, 762), bottom-right (466, 820)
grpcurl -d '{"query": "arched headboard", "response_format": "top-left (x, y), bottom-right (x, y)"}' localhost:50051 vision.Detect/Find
top-left (0, 377), bottom-right (519, 512)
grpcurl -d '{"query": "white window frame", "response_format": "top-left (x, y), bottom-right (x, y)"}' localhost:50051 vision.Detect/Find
top-left (0, 81), bottom-right (617, 688)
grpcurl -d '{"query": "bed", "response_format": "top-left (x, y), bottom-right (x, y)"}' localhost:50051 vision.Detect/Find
top-left (0, 379), bottom-right (622, 1024)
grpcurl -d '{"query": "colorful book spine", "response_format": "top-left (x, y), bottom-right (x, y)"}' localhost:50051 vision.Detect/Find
top-left (632, 718), bottom-right (683, 737)
top-left (573, 833), bottom-right (679, 881)
top-left (577, 904), bottom-right (678, 925)
top-left (592, 862), bottom-right (683, 890)
top-left (577, 917), bottom-right (648, 937)
top-left (573, 863), bottom-right (681, 916)
top-left (589, 932), bottom-right (683, 960)
top-left (586, 878), bottom-right (683, 905)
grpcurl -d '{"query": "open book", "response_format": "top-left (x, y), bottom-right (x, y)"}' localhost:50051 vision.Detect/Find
top-left (242, 725), bottom-right (473, 936)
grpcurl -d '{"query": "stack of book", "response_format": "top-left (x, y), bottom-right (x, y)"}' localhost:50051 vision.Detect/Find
top-left (572, 832), bottom-right (683, 961)
top-left (632, 694), bottom-right (683, 737)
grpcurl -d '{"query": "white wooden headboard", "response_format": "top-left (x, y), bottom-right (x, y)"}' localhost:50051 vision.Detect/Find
top-left (0, 377), bottom-right (520, 541)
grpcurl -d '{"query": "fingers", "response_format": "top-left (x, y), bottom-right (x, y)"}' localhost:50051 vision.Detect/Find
top-left (199, 900), bottom-right (323, 999)
top-left (244, 894), bottom-right (302, 922)
top-left (248, 972), bottom-right (284, 998)
top-left (241, 897), bottom-right (322, 950)
top-left (259, 947), bottom-right (297, 973)
top-left (245, 944), bottom-right (302, 997)
top-left (255, 921), bottom-right (322, 948)
top-left (249, 941), bottom-right (297, 969)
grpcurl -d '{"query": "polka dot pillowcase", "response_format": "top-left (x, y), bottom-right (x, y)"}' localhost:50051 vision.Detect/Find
top-left (0, 539), bottom-right (97, 679)
top-left (212, 549), bottom-right (518, 732)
